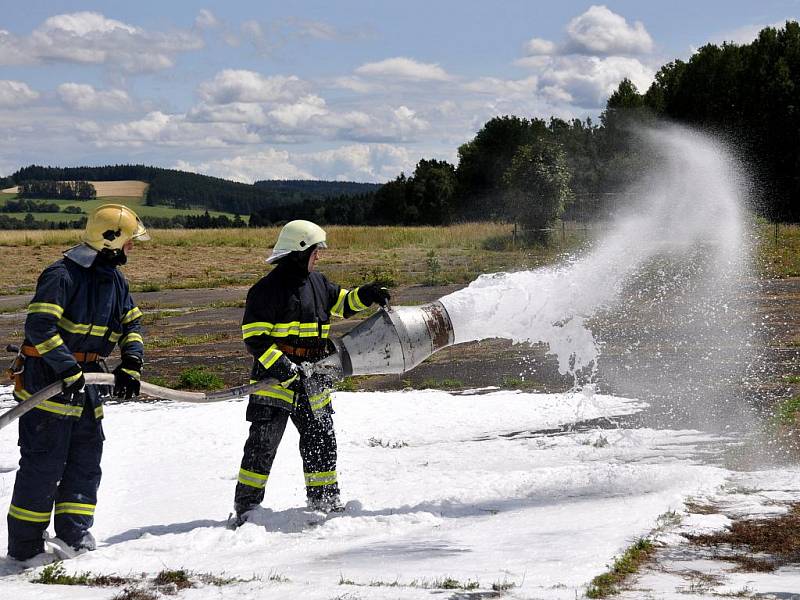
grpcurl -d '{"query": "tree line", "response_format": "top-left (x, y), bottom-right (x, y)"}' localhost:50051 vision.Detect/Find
top-left (9, 165), bottom-right (379, 215)
top-left (251, 116), bottom-right (606, 233)
top-left (17, 180), bottom-right (96, 200)
top-left (0, 214), bottom-right (87, 230)
top-left (0, 199), bottom-right (85, 214)
top-left (0, 211), bottom-right (247, 230)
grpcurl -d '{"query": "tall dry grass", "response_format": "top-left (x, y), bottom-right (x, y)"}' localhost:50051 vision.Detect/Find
top-left (0, 223), bottom-right (537, 295)
top-left (0, 224), bottom-right (512, 249)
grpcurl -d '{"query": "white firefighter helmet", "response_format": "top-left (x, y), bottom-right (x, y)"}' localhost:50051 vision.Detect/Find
top-left (82, 204), bottom-right (150, 251)
top-left (266, 220), bottom-right (327, 264)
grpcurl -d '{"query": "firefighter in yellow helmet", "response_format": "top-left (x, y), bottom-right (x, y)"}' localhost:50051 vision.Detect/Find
top-left (231, 220), bottom-right (390, 526)
top-left (7, 204), bottom-right (149, 561)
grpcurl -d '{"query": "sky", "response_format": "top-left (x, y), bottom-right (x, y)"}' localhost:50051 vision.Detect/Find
top-left (0, 1), bottom-right (797, 183)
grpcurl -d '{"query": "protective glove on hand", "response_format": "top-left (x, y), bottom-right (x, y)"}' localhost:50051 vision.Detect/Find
top-left (60, 364), bottom-right (85, 404)
top-left (358, 281), bottom-right (391, 307)
top-left (113, 355), bottom-right (142, 400)
top-left (281, 361), bottom-right (302, 388)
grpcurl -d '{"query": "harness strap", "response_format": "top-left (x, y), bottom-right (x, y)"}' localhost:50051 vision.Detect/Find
top-left (20, 345), bottom-right (100, 363)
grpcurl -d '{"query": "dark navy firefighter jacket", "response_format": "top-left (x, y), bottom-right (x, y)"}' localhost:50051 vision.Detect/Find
top-left (242, 261), bottom-right (369, 414)
top-left (16, 244), bottom-right (144, 419)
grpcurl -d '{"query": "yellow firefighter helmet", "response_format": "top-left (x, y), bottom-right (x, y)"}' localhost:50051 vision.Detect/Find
top-left (82, 204), bottom-right (150, 251)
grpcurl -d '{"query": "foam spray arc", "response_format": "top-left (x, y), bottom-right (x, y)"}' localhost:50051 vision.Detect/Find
top-left (319, 125), bottom-right (758, 429)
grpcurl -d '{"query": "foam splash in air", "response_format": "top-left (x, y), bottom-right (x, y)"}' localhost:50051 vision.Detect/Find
top-left (440, 125), bottom-right (752, 390)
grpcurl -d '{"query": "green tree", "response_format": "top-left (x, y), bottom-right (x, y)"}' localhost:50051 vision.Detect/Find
top-left (503, 142), bottom-right (572, 242)
top-left (455, 116), bottom-right (548, 219)
top-left (409, 159), bottom-right (456, 224)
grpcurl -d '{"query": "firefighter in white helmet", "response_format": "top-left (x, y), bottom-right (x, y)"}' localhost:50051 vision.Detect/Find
top-left (7, 204), bottom-right (149, 560)
top-left (231, 220), bottom-right (390, 526)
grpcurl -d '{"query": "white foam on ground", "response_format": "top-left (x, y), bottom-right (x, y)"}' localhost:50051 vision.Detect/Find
top-left (0, 386), bottom-right (736, 599)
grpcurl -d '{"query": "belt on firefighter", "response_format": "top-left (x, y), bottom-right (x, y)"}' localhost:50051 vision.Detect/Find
top-left (275, 343), bottom-right (325, 360)
top-left (20, 345), bottom-right (101, 363)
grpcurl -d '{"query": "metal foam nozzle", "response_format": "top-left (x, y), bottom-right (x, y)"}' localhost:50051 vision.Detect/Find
top-left (314, 301), bottom-right (455, 378)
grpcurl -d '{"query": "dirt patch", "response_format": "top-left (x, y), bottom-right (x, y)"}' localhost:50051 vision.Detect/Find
top-left (685, 503), bottom-right (800, 570)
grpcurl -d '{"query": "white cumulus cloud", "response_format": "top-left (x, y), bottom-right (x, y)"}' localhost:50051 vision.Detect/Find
top-left (524, 38), bottom-right (557, 56)
top-left (0, 80), bottom-right (39, 107)
top-left (188, 102), bottom-right (269, 125)
top-left (355, 57), bottom-right (452, 81)
top-left (57, 83), bottom-right (132, 112)
top-left (512, 6), bottom-right (657, 109)
top-left (92, 111), bottom-right (261, 148)
top-left (302, 144), bottom-right (415, 181)
top-left (172, 143), bottom-right (414, 183)
top-left (0, 12), bottom-right (203, 72)
top-left (267, 94), bottom-right (329, 129)
top-left (538, 55), bottom-right (654, 106)
top-left (564, 5), bottom-right (653, 56)
top-left (198, 70), bottom-right (308, 104)
top-left (175, 149), bottom-right (311, 183)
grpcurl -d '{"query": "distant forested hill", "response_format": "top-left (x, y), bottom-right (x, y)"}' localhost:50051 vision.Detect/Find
top-left (10, 165), bottom-right (382, 215)
top-left (253, 180), bottom-right (381, 198)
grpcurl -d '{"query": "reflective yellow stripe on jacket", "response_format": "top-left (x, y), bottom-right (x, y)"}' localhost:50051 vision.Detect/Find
top-left (249, 379), bottom-right (295, 404)
top-left (330, 289), bottom-right (348, 318)
top-left (242, 321), bottom-right (324, 339)
top-left (28, 302), bottom-right (64, 319)
top-left (121, 307), bottom-right (143, 324)
top-left (34, 333), bottom-right (64, 355)
top-left (35, 400), bottom-right (84, 418)
top-left (57, 317), bottom-right (109, 337)
top-left (347, 288), bottom-right (368, 312)
top-left (120, 332), bottom-right (143, 347)
top-left (258, 344), bottom-right (283, 369)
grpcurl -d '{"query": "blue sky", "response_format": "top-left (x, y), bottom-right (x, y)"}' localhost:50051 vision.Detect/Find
top-left (0, 1), bottom-right (797, 182)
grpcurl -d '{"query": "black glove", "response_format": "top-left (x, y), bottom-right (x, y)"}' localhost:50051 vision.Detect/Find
top-left (60, 364), bottom-right (85, 404)
top-left (358, 282), bottom-right (391, 307)
top-left (113, 355), bottom-right (142, 399)
top-left (281, 361), bottom-right (302, 388)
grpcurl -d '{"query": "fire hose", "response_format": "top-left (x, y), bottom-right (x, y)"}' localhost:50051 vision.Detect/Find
top-left (0, 374), bottom-right (281, 431)
top-left (0, 300), bottom-right (458, 432)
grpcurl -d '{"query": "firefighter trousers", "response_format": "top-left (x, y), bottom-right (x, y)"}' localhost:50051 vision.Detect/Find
top-left (7, 395), bottom-right (103, 560)
top-left (234, 396), bottom-right (338, 512)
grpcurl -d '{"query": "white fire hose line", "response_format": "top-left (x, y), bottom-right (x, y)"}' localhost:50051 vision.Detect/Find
top-left (0, 373), bottom-right (280, 431)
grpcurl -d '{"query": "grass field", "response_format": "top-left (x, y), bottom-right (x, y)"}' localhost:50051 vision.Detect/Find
top-left (0, 220), bottom-right (795, 296)
top-left (0, 181), bottom-right (244, 222)
top-left (0, 223), bottom-right (590, 295)
top-left (0, 196), bottom-right (242, 222)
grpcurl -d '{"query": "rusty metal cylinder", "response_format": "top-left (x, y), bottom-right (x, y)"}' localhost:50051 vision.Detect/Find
top-left (313, 301), bottom-right (455, 378)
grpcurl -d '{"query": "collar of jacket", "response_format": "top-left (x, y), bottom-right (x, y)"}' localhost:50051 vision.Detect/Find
top-left (273, 257), bottom-right (309, 283)
top-left (63, 243), bottom-right (98, 268)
